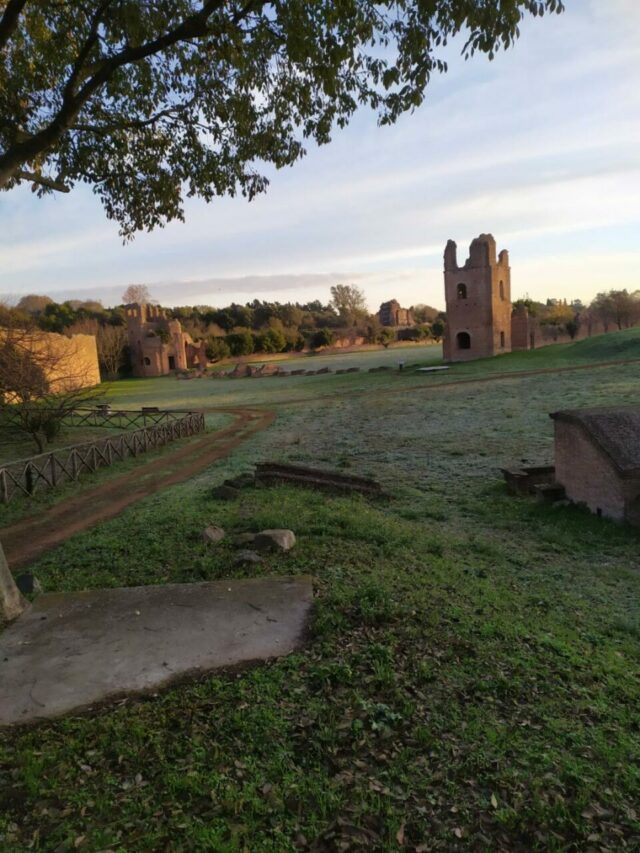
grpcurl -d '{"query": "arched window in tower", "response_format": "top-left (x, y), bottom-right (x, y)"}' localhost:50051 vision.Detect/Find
top-left (456, 332), bottom-right (471, 350)
top-left (500, 331), bottom-right (505, 349)
top-left (457, 283), bottom-right (467, 299)
top-left (499, 280), bottom-right (505, 301)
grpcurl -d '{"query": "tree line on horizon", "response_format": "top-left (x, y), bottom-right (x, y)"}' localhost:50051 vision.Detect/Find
top-left (3, 284), bottom-right (445, 378)
top-left (3, 284), bottom-right (639, 380)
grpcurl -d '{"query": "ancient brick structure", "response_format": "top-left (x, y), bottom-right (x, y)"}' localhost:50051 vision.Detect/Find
top-left (378, 300), bottom-right (414, 327)
top-left (1, 328), bottom-right (100, 392)
top-left (511, 303), bottom-right (537, 351)
top-left (125, 303), bottom-right (207, 378)
top-left (442, 234), bottom-right (512, 362)
top-left (550, 407), bottom-right (640, 526)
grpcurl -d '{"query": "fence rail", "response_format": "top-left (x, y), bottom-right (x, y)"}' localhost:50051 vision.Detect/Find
top-left (3, 406), bottom-right (190, 432)
top-left (0, 410), bottom-right (205, 504)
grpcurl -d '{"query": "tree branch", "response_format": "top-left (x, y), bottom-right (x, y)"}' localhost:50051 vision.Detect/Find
top-left (16, 170), bottom-right (70, 193)
top-left (0, 0), bottom-right (29, 51)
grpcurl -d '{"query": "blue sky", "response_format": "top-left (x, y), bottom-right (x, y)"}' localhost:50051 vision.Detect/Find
top-left (1, 0), bottom-right (638, 312)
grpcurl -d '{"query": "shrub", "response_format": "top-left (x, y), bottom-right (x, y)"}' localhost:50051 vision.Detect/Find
top-left (205, 337), bottom-right (231, 362)
top-left (225, 330), bottom-right (254, 356)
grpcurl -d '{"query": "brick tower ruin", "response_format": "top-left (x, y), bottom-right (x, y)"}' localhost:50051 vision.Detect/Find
top-left (442, 233), bottom-right (512, 362)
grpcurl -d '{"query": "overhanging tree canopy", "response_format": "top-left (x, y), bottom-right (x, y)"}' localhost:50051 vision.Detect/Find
top-left (0, 0), bottom-right (563, 236)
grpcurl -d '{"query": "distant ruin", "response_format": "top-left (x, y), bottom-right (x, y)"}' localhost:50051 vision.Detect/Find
top-left (378, 299), bottom-right (414, 328)
top-left (125, 303), bottom-right (207, 378)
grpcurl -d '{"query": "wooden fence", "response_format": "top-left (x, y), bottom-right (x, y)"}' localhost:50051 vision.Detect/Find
top-left (0, 410), bottom-right (205, 504)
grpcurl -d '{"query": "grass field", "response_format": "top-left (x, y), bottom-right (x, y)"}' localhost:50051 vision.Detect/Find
top-left (0, 425), bottom-right (124, 467)
top-left (2, 331), bottom-right (640, 850)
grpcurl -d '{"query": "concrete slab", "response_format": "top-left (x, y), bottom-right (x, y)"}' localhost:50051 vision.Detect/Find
top-left (0, 575), bottom-right (313, 727)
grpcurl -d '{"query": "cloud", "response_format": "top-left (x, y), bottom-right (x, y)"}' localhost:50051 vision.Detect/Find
top-left (0, 1), bottom-right (638, 310)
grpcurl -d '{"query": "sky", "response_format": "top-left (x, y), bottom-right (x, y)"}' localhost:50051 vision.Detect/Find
top-left (1, 0), bottom-right (639, 312)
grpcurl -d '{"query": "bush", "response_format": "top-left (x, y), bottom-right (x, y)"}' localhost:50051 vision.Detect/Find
top-left (258, 328), bottom-right (287, 353)
top-left (225, 330), bottom-right (254, 356)
top-left (311, 328), bottom-right (334, 349)
top-left (205, 337), bottom-right (231, 362)
top-left (377, 328), bottom-right (396, 347)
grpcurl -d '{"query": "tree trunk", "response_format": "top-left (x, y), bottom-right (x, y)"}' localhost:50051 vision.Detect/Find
top-left (0, 539), bottom-right (28, 623)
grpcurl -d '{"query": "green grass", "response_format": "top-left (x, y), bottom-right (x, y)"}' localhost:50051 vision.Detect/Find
top-left (0, 425), bottom-right (124, 466)
top-left (2, 330), bottom-right (640, 850)
top-left (0, 413), bottom-right (232, 528)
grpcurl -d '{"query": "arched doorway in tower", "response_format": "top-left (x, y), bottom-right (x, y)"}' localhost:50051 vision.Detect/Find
top-left (456, 332), bottom-right (471, 350)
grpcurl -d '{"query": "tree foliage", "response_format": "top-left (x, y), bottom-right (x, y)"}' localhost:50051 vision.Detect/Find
top-left (330, 284), bottom-right (368, 326)
top-left (122, 284), bottom-right (152, 305)
top-left (1, 1), bottom-right (563, 236)
top-left (590, 290), bottom-right (640, 331)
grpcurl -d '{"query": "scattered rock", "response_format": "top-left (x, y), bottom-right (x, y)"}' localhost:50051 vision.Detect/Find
top-left (234, 550), bottom-right (263, 565)
top-left (211, 484), bottom-right (240, 501)
top-left (253, 529), bottom-right (296, 553)
top-left (15, 573), bottom-right (42, 596)
top-left (202, 526), bottom-right (226, 544)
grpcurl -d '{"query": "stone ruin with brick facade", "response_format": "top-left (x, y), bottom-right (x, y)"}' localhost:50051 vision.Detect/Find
top-left (442, 233), bottom-right (513, 362)
top-left (378, 300), bottom-right (414, 328)
top-left (125, 303), bottom-right (207, 378)
top-left (442, 233), bottom-right (609, 363)
top-left (550, 407), bottom-right (640, 527)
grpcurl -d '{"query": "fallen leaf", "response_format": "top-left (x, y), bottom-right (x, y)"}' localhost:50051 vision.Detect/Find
top-left (491, 793), bottom-right (498, 809)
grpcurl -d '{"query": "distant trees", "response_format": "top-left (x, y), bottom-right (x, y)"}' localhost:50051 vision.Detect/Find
top-left (378, 328), bottom-right (396, 348)
top-left (16, 294), bottom-right (54, 315)
top-left (205, 338), bottom-right (231, 363)
top-left (259, 328), bottom-right (287, 354)
top-left (311, 328), bottom-right (335, 349)
top-left (226, 330), bottom-right (255, 357)
top-left (431, 318), bottom-right (446, 343)
top-left (330, 285), bottom-right (368, 326)
top-left (541, 300), bottom-right (574, 328)
top-left (97, 325), bottom-right (128, 380)
top-left (590, 290), bottom-right (640, 331)
top-left (411, 304), bottom-right (440, 324)
top-left (122, 284), bottom-right (152, 305)
top-left (2, 283), bottom-right (449, 373)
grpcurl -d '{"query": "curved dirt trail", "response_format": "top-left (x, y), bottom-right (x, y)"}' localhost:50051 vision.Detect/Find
top-left (1, 407), bottom-right (274, 570)
top-left (3, 355), bottom-right (636, 569)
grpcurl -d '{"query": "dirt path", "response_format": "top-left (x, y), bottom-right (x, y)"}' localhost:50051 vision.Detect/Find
top-left (3, 355), bottom-right (637, 569)
top-left (1, 407), bottom-right (274, 570)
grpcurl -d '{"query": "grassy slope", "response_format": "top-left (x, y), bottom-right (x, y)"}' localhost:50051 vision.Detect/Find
top-left (2, 331), bottom-right (640, 850)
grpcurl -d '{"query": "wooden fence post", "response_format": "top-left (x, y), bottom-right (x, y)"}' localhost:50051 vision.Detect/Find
top-left (25, 462), bottom-right (34, 496)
